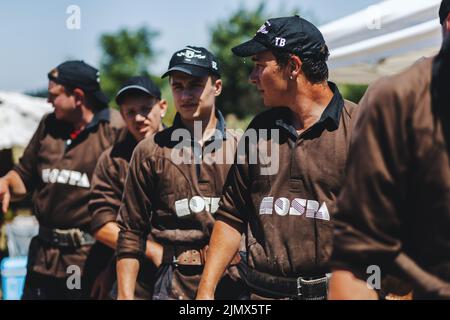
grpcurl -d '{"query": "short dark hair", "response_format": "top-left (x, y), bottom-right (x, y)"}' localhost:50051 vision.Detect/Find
top-left (272, 45), bottom-right (330, 84)
top-left (62, 85), bottom-right (106, 110)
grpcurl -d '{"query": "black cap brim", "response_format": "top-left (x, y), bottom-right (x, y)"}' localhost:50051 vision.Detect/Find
top-left (161, 65), bottom-right (213, 79)
top-left (115, 85), bottom-right (156, 104)
top-left (231, 39), bottom-right (269, 57)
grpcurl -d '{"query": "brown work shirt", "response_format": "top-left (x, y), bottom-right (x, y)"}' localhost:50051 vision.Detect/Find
top-left (216, 82), bottom-right (358, 279)
top-left (117, 110), bottom-right (240, 261)
top-left (330, 58), bottom-right (450, 288)
top-left (87, 129), bottom-right (158, 297)
top-left (14, 108), bottom-right (124, 277)
top-left (89, 130), bottom-right (138, 234)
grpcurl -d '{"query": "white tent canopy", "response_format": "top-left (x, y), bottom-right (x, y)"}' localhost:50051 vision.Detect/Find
top-left (320, 0), bottom-right (443, 84)
top-left (0, 91), bottom-right (52, 150)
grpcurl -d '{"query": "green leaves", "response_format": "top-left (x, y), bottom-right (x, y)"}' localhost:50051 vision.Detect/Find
top-left (209, 4), bottom-right (266, 119)
top-left (99, 27), bottom-right (161, 108)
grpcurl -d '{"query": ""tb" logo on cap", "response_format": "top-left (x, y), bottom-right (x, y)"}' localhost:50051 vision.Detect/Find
top-left (275, 37), bottom-right (286, 47)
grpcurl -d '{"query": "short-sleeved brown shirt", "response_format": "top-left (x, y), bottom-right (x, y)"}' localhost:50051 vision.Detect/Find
top-left (14, 108), bottom-right (124, 277)
top-left (216, 83), bottom-right (358, 278)
top-left (330, 58), bottom-right (450, 286)
top-left (116, 110), bottom-right (240, 260)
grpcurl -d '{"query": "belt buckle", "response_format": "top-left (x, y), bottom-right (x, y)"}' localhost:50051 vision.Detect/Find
top-left (69, 229), bottom-right (83, 247)
top-left (172, 255), bottom-right (179, 267)
top-left (297, 275), bottom-right (330, 300)
top-left (51, 229), bottom-right (60, 245)
top-left (296, 277), bottom-right (303, 299)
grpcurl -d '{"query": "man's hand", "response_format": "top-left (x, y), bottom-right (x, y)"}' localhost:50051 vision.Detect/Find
top-left (328, 270), bottom-right (378, 300)
top-left (0, 171), bottom-right (27, 214)
top-left (0, 178), bottom-right (11, 214)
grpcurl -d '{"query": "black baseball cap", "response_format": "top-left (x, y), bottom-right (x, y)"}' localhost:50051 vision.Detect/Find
top-left (232, 15), bottom-right (326, 59)
top-left (440, 0), bottom-right (450, 25)
top-left (115, 76), bottom-right (162, 105)
top-left (161, 46), bottom-right (221, 78)
top-left (48, 60), bottom-right (109, 107)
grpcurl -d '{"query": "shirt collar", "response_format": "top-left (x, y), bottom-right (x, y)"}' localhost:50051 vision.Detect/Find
top-left (172, 109), bottom-right (227, 142)
top-left (275, 81), bottom-right (344, 139)
top-left (85, 107), bottom-right (111, 131)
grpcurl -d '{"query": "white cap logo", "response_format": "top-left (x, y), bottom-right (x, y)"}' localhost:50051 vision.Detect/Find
top-left (177, 47), bottom-right (206, 60)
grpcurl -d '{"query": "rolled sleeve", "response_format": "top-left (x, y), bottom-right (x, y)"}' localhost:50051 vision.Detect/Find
top-left (215, 148), bottom-right (251, 230)
top-left (116, 141), bottom-right (154, 261)
top-left (89, 149), bottom-right (123, 233)
top-left (14, 114), bottom-right (49, 191)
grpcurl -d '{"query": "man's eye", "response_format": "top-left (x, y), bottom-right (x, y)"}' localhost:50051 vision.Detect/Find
top-left (141, 106), bottom-right (152, 114)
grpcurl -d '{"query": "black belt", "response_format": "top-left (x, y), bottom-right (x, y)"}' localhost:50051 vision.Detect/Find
top-left (38, 225), bottom-right (95, 248)
top-left (239, 262), bottom-right (330, 300)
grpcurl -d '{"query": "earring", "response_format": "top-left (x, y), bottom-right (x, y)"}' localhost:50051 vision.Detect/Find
top-left (289, 75), bottom-right (293, 80)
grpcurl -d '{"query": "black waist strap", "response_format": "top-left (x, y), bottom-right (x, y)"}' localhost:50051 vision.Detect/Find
top-left (239, 261), bottom-right (330, 300)
top-left (38, 225), bottom-right (95, 248)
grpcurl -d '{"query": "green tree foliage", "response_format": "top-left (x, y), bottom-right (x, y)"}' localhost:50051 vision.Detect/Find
top-left (99, 27), bottom-right (162, 105)
top-left (209, 4), bottom-right (267, 119)
top-left (338, 84), bottom-right (368, 104)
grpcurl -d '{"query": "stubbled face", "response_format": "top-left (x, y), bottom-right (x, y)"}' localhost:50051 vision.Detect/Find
top-left (249, 50), bottom-right (290, 108)
top-left (47, 80), bottom-right (78, 122)
top-left (169, 71), bottom-right (221, 122)
top-left (120, 94), bottom-right (166, 141)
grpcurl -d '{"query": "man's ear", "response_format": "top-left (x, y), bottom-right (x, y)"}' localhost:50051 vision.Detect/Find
top-left (213, 78), bottom-right (222, 96)
top-left (290, 55), bottom-right (302, 80)
top-left (158, 99), bottom-right (168, 117)
top-left (72, 88), bottom-right (85, 107)
top-left (446, 13), bottom-right (450, 34)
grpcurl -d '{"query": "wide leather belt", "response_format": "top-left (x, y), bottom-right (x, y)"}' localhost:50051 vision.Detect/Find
top-left (38, 225), bottom-right (95, 248)
top-left (175, 249), bottom-right (205, 266)
top-left (241, 262), bottom-right (330, 300)
top-left (163, 245), bottom-right (241, 267)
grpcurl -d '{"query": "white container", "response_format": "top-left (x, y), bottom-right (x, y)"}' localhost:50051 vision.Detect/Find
top-left (1, 256), bottom-right (28, 300)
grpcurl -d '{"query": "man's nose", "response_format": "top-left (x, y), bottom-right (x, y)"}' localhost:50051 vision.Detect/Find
top-left (135, 113), bottom-right (147, 121)
top-left (181, 88), bottom-right (194, 101)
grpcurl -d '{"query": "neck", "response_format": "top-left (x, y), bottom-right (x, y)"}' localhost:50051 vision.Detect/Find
top-left (181, 107), bottom-right (218, 145)
top-left (288, 80), bottom-right (333, 132)
top-left (72, 105), bottom-right (95, 131)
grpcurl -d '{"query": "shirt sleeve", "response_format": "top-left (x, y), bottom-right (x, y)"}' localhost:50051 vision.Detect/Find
top-left (215, 135), bottom-right (252, 229)
top-left (330, 79), bottom-right (411, 278)
top-left (13, 114), bottom-right (49, 192)
top-left (88, 148), bottom-right (123, 233)
top-left (116, 141), bottom-right (154, 261)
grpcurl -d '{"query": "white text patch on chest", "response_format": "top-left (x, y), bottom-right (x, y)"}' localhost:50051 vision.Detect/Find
top-left (259, 196), bottom-right (330, 221)
top-left (41, 168), bottom-right (90, 188)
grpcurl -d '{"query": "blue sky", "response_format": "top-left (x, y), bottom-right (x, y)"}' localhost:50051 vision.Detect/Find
top-left (0, 0), bottom-right (379, 92)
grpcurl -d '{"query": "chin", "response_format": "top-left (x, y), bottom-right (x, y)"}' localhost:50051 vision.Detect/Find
top-left (54, 111), bottom-right (65, 121)
top-left (179, 112), bottom-right (195, 122)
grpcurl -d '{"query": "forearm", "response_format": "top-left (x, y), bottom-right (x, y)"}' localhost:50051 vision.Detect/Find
top-left (197, 220), bottom-right (242, 300)
top-left (328, 270), bottom-right (378, 300)
top-left (116, 258), bottom-right (140, 300)
top-left (144, 239), bottom-right (163, 267)
top-left (3, 170), bottom-right (27, 200)
top-left (95, 222), bottom-right (120, 250)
